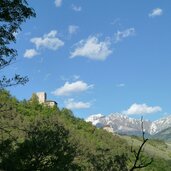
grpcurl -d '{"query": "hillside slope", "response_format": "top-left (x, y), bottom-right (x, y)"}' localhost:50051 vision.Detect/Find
top-left (0, 89), bottom-right (171, 170)
top-left (152, 127), bottom-right (171, 142)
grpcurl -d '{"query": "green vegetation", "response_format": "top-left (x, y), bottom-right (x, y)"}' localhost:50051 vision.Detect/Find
top-left (129, 135), bottom-right (168, 150)
top-left (0, 0), bottom-right (35, 88)
top-left (0, 89), bottom-right (171, 170)
top-left (152, 127), bottom-right (171, 143)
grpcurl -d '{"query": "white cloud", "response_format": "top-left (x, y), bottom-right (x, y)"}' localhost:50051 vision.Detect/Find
top-left (123, 103), bottom-right (162, 115)
top-left (60, 75), bottom-right (80, 81)
top-left (70, 36), bottom-right (112, 61)
top-left (52, 80), bottom-right (94, 96)
top-left (24, 49), bottom-right (39, 58)
top-left (31, 30), bottom-right (64, 50)
top-left (65, 98), bottom-right (91, 109)
top-left (55, 0), bottom-right (62, 7)
top-left (114, 28), bottom-right (135, 43)
top-left (73, 75), bottom-right (80, 81)
top-left (149, 8), bottom-right (163, 18)
top-left (68, 25), bottom-right (79, 34)
top-left (116, 83), bottom-right (125, 87)
top-left (71, 4), bottom-right (82, 12)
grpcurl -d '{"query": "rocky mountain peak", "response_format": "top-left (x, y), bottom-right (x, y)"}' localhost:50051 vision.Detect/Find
top-left (85, 113), bottom-right (171, 135)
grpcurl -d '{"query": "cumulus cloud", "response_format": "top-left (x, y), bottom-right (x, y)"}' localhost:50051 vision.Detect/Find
top-left (55, 0), bottom-right (62, 7)
top-left (52, 80), bottom-right (94, 96)
top-left (31, 30), bottom-right (64, 50)
top-left (149, 8), bottom-right (163, 17)
top-left (70, 36), bottom-right (112, 61)
top-left (65, 98), bottom-right (91, 109)
top-left (123, 103), bottom-right (162, 115)
top-left (114, 28), bottom-right (135, 43)
top-left (24, 49), bottom-right (39, 58)
top-left (68, 25), bottom-right (79, 34)
top-left (71, 4), bottom-right (82, 12)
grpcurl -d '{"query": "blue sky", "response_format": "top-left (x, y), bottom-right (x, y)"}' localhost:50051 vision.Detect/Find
top-left (7, 0), bottom-right (171, 121)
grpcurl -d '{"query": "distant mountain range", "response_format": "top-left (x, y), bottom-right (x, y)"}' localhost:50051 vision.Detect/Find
top-left (85, 113), bottom-right (171, 137)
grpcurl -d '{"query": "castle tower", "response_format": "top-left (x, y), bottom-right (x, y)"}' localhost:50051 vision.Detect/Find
top-left (36, 92), bottom-right (47, 104)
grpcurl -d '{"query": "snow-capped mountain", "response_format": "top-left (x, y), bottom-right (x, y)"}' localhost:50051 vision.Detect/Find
top-left (85, 114), bottom-right (106, 128)
top-left (85, 113), bottom-right (171, 135)
top-left (150, 115), bottom-right (171, 134)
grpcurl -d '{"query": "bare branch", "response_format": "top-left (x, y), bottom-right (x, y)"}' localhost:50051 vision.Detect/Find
top-left (129, 117), bottom-right (153, 171)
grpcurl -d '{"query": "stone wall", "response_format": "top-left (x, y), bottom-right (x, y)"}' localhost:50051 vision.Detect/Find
top-left (34, 92), bottom-right (57, 107)
top-left (36, 92), bottom-right (47, 104)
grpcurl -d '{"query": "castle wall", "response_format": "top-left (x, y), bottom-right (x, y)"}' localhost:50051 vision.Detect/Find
top-left (36, 92), bottom-right (47, 104)
top-left (103, 126), bottom-right (114, 133)
top-left (45, 101), bottom-right (57, 107)
top-left (34, 92), bottom-right (57, 107)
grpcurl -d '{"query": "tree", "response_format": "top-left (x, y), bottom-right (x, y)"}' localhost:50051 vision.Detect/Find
top-left (0, 116), bottom-right (78, 170)
top-left (0, 0), bottom-right (36, 88)
top-left (129, 117), bottom-right (153, 171)
top-left (89, 147), bottom-right (128, 171)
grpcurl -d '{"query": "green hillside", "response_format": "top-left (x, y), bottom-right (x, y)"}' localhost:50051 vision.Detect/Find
top-left (122, 135), bottom-right (171, 159)
top-left (0, 89), bottom-right (171, 170)
top-left (152, 127), bottom-right (171, 143)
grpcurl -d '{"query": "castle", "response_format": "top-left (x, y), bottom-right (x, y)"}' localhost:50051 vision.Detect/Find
top-left (34, 92), bottom-right (57, 107)
top-left (103, 125), bottom-right (114, 133)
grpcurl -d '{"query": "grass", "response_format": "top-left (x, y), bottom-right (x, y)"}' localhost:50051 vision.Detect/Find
top-left (120, 135), bottom-right (171, 160)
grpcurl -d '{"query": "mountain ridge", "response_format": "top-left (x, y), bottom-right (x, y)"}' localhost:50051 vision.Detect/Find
top-left (85, 113), bottom-right (171, 136)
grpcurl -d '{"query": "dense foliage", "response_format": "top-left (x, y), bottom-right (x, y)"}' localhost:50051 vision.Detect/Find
top-left (0, 0), bottom-right (35, 88)
top-left (0, 90), bottom-right (171, 170)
